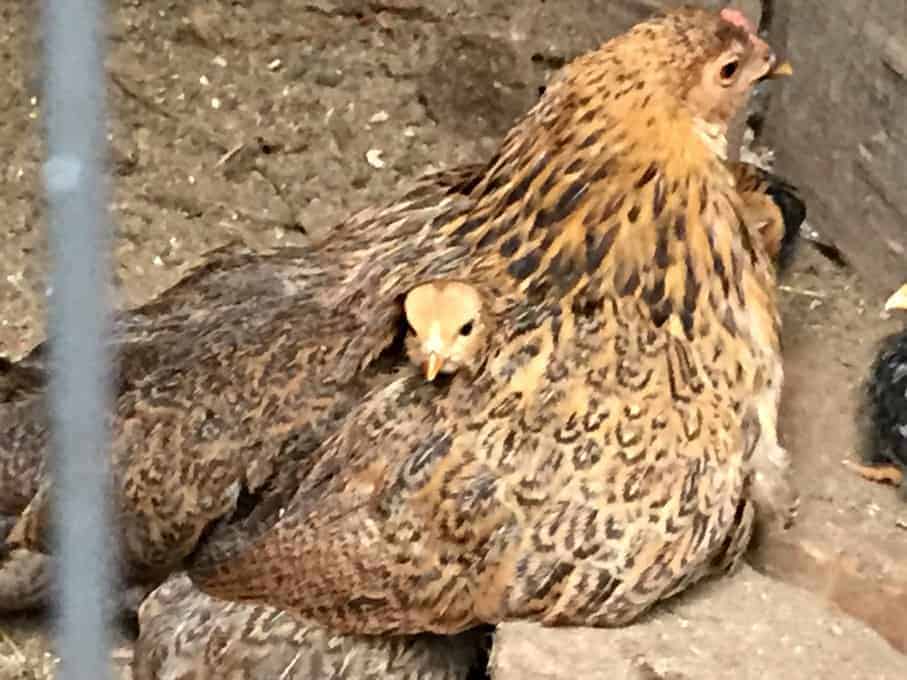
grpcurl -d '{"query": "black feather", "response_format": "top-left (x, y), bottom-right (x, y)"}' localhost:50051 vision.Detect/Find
top-left (763, 178), bottom-right (806, 273)
top-left (862, 328), bottom-right (907, 495)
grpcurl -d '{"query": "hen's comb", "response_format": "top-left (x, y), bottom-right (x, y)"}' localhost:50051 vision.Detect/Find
top-left (719, 7), bottom-right (755, 33)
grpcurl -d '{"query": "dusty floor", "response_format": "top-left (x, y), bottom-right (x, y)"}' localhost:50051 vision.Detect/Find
top-left (1, 0), bottom-right (905, 677)
top-left (0, 615), bottom-right (54, 680)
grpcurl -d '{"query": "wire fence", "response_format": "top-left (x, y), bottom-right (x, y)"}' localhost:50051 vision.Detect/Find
top-left (21, 1), bottom-right (906, 678)
top-left (41, 1), bottom-right (113, 678)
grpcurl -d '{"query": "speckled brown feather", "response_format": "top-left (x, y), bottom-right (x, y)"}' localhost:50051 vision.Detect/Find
top-left (0, 368), bottom-right (51, 614)
top-left (133, 573), bottom-right (487, 680)
top-left (186, 7), bottom-right (796, 634)
top-left (0, 357), bottom-right (47, 518)
top-left (0, 513), bottom-right (49, 614)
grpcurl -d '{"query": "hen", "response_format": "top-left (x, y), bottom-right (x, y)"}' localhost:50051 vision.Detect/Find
top-left (184, 6), bottom-right (796, 634)
top-left (844, 284), bottom-right (907, 494)
top-left (0, 100), bottom-right (804, 626)
top-left (133, 573), bottom-right (487, 680)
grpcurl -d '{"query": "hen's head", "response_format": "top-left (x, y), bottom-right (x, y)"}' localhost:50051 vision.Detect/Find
top-left (681, 7), bottom-right (791, 127)
top-left (404, 281), bottom-right (489, 381)
top-left (556, 6), bottom-right (791, 153)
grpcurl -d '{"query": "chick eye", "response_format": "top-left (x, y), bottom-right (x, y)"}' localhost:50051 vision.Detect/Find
top-left (720, 60), bottom-right (739, 81)
top-left (459, 321), bottom-right (474, 336)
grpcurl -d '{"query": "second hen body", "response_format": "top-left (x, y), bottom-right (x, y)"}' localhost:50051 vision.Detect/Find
top-left (187, 7), bottom-right (796, 634)
top-left (134, 574), bottom-right (487, 680)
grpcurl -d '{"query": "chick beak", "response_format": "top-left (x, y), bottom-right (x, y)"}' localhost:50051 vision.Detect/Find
top-left (425, 353), bottom-right (444, 381)
top-left (883, 284), bottom-right (907, 313)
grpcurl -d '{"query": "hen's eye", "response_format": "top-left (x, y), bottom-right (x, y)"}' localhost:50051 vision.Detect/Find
top-left (720, 60), bottom-right (739, 80)
top-left (459, 321), bottom-right (474, 336)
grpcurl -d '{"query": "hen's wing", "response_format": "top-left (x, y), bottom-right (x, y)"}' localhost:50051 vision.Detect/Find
top-left (186, 370), bottom-right (483, 634)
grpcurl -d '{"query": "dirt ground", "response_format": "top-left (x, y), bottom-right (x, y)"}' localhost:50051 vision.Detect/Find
top-left (1, 0), bottom-right (905, 677)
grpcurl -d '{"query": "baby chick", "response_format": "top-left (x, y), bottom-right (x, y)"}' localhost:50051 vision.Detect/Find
top-left (729, 161), bottom-right (806, 273)
top-left (844, 283), bottom-right (907, 492)
top-left (403, 281), bottom-right (488, 381)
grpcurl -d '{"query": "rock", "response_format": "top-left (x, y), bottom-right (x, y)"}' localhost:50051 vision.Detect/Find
top-left (751, 520), bottom-right (907, 655)
top-left (490, 566), bottom-right (904, 680)
top-left (763, 0), bottom-right (907, 301)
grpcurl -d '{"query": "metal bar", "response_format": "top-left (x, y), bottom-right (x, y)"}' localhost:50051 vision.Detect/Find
top-left (41, 1), bottom-right (113, 679)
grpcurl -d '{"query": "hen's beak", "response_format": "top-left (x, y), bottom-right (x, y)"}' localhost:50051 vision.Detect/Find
top-left (425, 353), bottom-right (444, 381)
top-left (761, 59), bottom-right (793, 81)
top-left (769, 60), bottom-right (793, 78)
top-left (884, 284), bottom-right (907, 313)
top-left (748, 28), bottom-right (792, 82)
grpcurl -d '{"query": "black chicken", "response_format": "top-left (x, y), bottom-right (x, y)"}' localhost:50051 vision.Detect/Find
top-left (846, 284), bottom-right (907, 496)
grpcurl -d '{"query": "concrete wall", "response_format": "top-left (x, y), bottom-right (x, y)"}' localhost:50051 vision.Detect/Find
top-left (764, 0), bottom-right (907, 299)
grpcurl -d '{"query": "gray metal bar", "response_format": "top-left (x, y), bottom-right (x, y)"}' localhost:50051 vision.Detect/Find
top-left (41, 1), bottom-right (113, 679)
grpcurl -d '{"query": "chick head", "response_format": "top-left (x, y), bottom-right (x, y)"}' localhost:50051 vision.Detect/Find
top-left (403, 281), bottom-right (488, 381)
top-left (741, 193), bottom-right (786, 261)
top-left (884, 284), bottom-right (907, 313)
